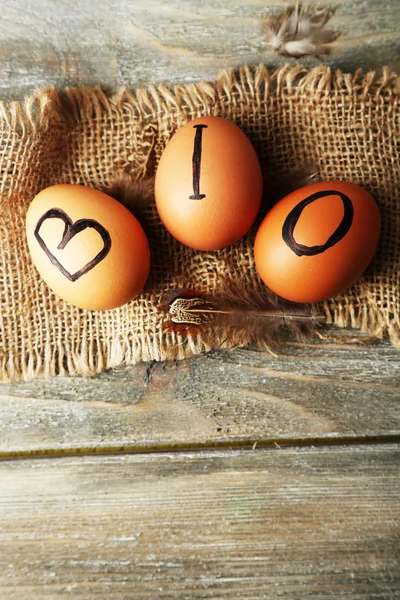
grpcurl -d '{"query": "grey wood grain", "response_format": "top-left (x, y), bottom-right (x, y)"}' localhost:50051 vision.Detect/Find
top-left (0, 0), bottom-right (399, 101)
top-left (0, 444), bottom-right (399, 599)
top-left (1, 3), bottom-right (399, 596)
top-left (0, 330), bottom-right (398, 455)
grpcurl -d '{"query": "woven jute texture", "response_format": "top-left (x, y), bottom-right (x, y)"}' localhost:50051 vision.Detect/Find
top-left (1, 64), bottom-right (399, 381)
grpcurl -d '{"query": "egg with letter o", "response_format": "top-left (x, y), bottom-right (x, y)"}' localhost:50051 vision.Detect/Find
top-left (254, 180), bottom-right (381, 303)
top-left (155, 116), bottom-right (263, 250)
top-left (26, 184), bottom-right (150, 310)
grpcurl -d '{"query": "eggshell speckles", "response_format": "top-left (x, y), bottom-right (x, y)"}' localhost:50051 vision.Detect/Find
top-left (155, 116), bottom-right (263, 251)
top-left (254, 180), bottom-right (381, 303)
top-left (26, 184), bottom-right (150, 310)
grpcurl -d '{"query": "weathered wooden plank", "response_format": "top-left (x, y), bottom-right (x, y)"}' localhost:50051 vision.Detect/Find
top-left (0, 444), bottom-right (398, 599)
top-left (0, 330), bottom-right (398, 454)
top-left (0, 0), bottom-right (399, 100)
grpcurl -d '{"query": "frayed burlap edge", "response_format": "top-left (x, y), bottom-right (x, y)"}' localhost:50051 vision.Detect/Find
top-left (1, 64), bottom-right (399, 133)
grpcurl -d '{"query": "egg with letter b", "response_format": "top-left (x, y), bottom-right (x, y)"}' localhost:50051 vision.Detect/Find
top-left (254, 181), bottom-right (381, 303)
top-left (26, 184), bottom-right (150, 310)
top-left (155, 116), bottom-right (263, 251)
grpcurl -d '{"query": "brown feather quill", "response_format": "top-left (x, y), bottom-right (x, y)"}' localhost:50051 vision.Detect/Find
top-left (160, 279), bottom-right (323, 353)
top-left (261, 4), bottom-right (341, 57)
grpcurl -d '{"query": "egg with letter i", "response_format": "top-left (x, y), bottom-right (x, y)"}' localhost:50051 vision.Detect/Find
top-left (26, 184), bottom-right (150, 311)
top-left (155, 116), bottom-right (263, 251)
top-left (254, 181), bottom-right (381, 303)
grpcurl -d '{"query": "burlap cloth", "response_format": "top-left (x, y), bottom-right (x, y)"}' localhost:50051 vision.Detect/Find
top-left (1, 64), bottom-right (399, 381)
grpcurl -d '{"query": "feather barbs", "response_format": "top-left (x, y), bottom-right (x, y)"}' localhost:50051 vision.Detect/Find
top-left (101, 172), bottom-right (155, 223)
top-left (261, 4), bottom-right (341, 58)
top-left (160, 280), bottom-right (323, 353)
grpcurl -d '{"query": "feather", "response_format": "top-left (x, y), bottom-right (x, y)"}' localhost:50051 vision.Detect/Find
top-left (261, 4), bottom-right (341, 57)
top-left (160, 279), bottom-right (323, 354)
top-left (264, 166), bottom-right (320, 210)
top-left (101, 172), bottom-right (155, 222)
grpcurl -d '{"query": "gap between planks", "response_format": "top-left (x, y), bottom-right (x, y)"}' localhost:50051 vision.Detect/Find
top-left (1, 432), bottom-right (399, 462)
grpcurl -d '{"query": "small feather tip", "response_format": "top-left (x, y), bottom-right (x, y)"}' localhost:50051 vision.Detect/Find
top-left (101, 172), bottom-right (155, 221)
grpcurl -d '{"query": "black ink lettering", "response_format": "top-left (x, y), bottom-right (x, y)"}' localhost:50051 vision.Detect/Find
top-left (34, 208), bottom-right (112, 281)
top-left (189, 124), bottom-right (208, 200)
top-left (282, 190), bottom-right (354, 256)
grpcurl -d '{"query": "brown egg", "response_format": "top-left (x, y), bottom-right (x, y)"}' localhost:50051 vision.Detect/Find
top-left (26, 184), bottom-right (150, 310)
top-left (155, 116), bottom-right (263, 250)
top-left (254, 181), bottom-right (381, 303)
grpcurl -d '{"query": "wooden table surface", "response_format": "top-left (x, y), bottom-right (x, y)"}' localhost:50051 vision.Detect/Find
top-left (1, 1), bottom-right (399, 598)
